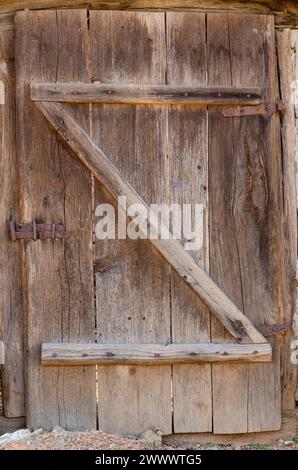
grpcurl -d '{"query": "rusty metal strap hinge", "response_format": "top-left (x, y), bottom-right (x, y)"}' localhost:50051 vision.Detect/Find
top-left (223, 101), bottom-right (286, 117)
top-left (10, 221), bottom-right (69, 241)
top-left (257, 323), bottom-right (288, 337)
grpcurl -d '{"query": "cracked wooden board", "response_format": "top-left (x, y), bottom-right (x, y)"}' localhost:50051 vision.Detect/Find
top-left (208, 13), bottom-right (283, 433)
top-left (15, 9), bottom-right (96, 431)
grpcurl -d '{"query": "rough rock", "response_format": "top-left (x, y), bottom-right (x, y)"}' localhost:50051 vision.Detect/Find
top-left (139, 427), bottom-right (162, 446)
top-left (52, 426), bottom-right (67, 434)
top-left (0, 428), bottom-right (32, 449)
top-left (31, 428), bottom-right (43, 437)
top-left (284, 440), bottom-right (294, 446)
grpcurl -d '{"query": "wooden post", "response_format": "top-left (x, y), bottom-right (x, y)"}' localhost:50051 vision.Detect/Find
top-left (0, 21), bottom-right (25, 417)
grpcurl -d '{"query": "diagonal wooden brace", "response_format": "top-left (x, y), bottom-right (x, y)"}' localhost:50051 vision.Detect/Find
top-left (35, 100), bottom-right (268, 345)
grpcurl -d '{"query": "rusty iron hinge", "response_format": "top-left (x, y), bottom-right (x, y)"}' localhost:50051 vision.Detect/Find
top-left (257, 323), bottom-right (288, 337)
top-left (10, 221), bottom-right (69, 241)
top-left (223, 101), bottom-right (286, 118)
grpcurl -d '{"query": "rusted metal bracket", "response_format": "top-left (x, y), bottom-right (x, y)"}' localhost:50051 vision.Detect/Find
top-left (9, 221), bottom-right (69, 241)
top-left (257, 323), bottom-right (288, 337)
top-left (222, 101), bottom-right (286, 117)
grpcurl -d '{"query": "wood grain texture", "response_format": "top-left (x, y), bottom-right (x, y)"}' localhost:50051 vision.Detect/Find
top-left (166, 11), bottom-right (211, 433)
top-left (209, 13), bottom-right (283, 433)
top-left (15, 9), bottom-right (96, 431)
top-left (90, 10), bottom-right (172, 436)
top-left (31, 82), bottom-right (262, 105)
top-left (276, 29), bottom-right (297, 410)
top-left (0, 340), bottom-right (4, 364)
top-left (98, 365), bottom-right (171, 436)
top-left (0, 1), bottom-right (298, 28)
top-left (230, 14), bottom-right (282, 433)
top-left (11, 8), bottom-right (288, 434)
top-left (0, 0), bottom-right (295, 13)
top-left (41, 342), bottom-right (272, 365)
top-left (36, 99), bottom-right (268, 345)
top-left (0, 415), bottom-right (26, 435)
top-left (164, 408), bottom-right (298, 445)
top-left (0, 24), bottom-right (25, 417)
top-left (207, 11), bottom-right (249, 435)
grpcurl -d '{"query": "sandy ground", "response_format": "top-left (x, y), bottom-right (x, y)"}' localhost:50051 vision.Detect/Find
top-left (1, 427), bottom-right (298, 450)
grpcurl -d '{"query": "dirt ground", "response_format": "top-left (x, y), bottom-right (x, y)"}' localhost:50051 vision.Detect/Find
top-left (1, 427), bottom-right (298, 450)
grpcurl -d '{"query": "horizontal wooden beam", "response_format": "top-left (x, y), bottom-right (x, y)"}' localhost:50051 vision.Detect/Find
top-left (2, 4), bottom-right (298, 29)
top-left (5, 2), bottom-right (298, 27)
top-left (0, 340), bottom-right (4, 364)
top-left (31, 83), bottom-right (262, 105)
top-left (41, 342), bottom-right (272, 365)
top-left (36, 101), bottom-right (268, 345)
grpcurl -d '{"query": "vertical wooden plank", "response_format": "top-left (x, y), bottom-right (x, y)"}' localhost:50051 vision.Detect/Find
top-left (166, 12), bottom-right (212, 433)
top-left (0, 23), bottom-right (25, 417)
top-left (229, 14), bottom-right (282, 432)
top-left (16, 10), bottom-right (96, 430)
top-left (276, 29), bottom-right (297, 410)
top-left (209, 13), bottom-right (282, 433)
top-left (90, 11), bottom-right (172, 435)
top-left (207, 12), bottom-right (249, 434)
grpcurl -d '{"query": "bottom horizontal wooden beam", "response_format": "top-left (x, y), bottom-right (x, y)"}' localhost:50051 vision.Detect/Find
top-left (0, 340), bottom-right (4, 364)
top-left (41, 342), bottom-right (272, 365)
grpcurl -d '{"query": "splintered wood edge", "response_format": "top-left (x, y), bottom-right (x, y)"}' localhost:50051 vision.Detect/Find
top-left (41, 342), bottom-right (272, 365)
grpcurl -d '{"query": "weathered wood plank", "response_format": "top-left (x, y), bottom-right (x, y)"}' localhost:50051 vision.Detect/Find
top-left (0, 340), bottom-right (4, 364)
top-left (0, 0), bottom-right (293, 13)
top-left (36, 99), bottom-right (268, 346)
top-left (0, 416), bottom-right (26, 435)
top-left (1, 1), bottom-right (298, 28)
top-left (42, 342), bottom-right (272, 365)
top-left (230, 14), bottom-right (282, 433)
top-left (31, 82), bottom-right (262, 105)
top-left (207, 11), bottom-right (249, 435)
top-left (232, 13), bottom-right (282, 433)
top-left (164, 408), bottom-right (298, 445)
top-left (276, 29), bottom-right (297, 410)
top-left (166, 11), bottom-right (212, 433)
top-left (0, 24), bottom-right (25, 417)
top-left (99, 365), bottom-right (171, 436)
top-left (90, 10), bottom-right (172, 436)
top-left (209, 13), bottom-right (283, 434)
top-left (15, 9), bottom-right (96, 431)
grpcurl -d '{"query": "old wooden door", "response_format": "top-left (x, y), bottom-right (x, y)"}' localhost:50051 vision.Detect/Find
top-left (16, 10), bottom-right (285, 434)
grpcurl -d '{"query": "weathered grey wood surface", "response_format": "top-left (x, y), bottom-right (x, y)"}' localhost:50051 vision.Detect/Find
top-left (0, 23), bottom-right (24, 417)
top-left (165, 11), bottom-right (212, 433)
top-left (209, 14), bottom-right (283, 433)
top-left (0, 1), bottom-right (298, 27)
top-left (41, 342), bottom-right (272, 365)
top-left (164, 408), bottom-right (298, 445)
top-left (31, 82), bottom-right (262, 105)
top-left (15, 9), bottom-right (96, 431)
top-left (90, 10), bottom-right (172, 436)
top-left (276, 29), bottom-right (297, 410)
top-left (0, 340), bottom-right (4, 364)
top-left (207, 13), bottom-right (251, 434)
top-left (14, 9), bottom-right (292, 434)
top-left (36, 99), bottom-right (267, 346)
